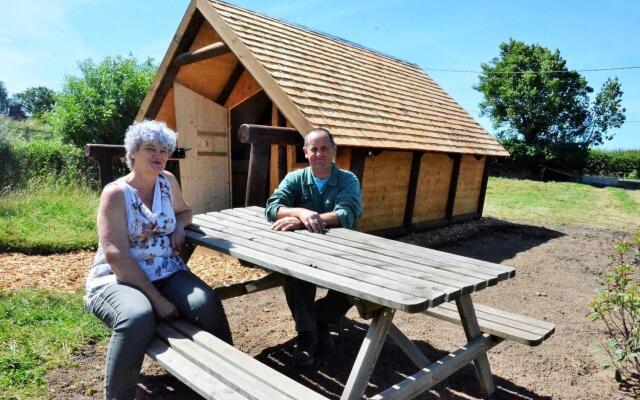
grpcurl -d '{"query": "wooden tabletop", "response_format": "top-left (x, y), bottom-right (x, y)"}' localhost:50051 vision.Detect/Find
top-left (185, 207), bottom-right (515, 313)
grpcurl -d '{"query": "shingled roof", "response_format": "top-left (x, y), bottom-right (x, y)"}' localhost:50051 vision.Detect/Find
top-left (142, 0), bottom-right (509, 156)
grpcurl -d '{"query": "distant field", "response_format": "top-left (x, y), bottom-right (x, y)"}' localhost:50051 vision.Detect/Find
top-left (484, 177), bottom-right (640, 231)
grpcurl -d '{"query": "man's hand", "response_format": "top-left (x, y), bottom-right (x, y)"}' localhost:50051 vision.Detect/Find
top-left (272, 216), bottom-right (305, 231)
top-left (296, 209), bottom-right (327, 233)
top-left (153, 296), bottom-right (179, 320)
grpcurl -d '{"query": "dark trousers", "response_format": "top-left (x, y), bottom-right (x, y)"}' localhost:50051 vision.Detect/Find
top-left (283, 276), bottom-right (353, 333)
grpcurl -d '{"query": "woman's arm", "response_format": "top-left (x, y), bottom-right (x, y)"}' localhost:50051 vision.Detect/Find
top-left (98, 184), bottom-right (178, 319)
top-left (164, 171), bottom-right (192, 251)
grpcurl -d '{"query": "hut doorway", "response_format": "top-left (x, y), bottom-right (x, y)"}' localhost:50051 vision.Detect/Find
top-left (174, 83), bottom-right (230, 214)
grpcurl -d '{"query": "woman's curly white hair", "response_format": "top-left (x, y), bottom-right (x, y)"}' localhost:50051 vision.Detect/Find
top-left (123, 120), bottom-right (177, 169)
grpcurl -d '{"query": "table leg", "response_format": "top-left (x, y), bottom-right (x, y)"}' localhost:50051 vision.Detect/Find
top-left (388, 323), bottom-right (431, 368)
top-left (455, 294), bottom-right (496, 396)
top-left (341, 308), bottom-right (395, 400)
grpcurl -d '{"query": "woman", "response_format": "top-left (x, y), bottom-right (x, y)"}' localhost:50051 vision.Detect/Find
top-left (85, 120), bottom-right (232, 400)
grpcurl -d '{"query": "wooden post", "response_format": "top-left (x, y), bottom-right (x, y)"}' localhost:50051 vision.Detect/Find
top-left (350, 147), bottom-right (368, 186)
top-left (445, 154), bottom-right (462, 221)
top-left (477, 156), bottom-right (490, 215)
top-left (403, 151), bottom-right (424, 229)
top-left (238, 124), bottom-right (303, 207)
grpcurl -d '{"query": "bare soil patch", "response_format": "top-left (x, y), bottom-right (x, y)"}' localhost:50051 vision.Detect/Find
top-left (2, 218), bottom-right (635, 399)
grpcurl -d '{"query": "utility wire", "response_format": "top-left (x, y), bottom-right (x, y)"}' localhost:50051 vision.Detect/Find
top-left (424, 66), bottom-right (640, 74)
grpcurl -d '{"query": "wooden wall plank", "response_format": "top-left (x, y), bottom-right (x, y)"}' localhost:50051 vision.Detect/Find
top-left (453, 155), bottom-right (485, 216)
top-left (412, 153), bottom-right (453, 223)
top-left (174, 83), bottom-right (230, 214)
top-left (477, 157), bottom-right (490, 215)
top-left (403, 151), bottom-right (424, 228)
top-left (445, 154), bottom-right (462, 221)
top-left (358, 151), bottom-right (412, 232)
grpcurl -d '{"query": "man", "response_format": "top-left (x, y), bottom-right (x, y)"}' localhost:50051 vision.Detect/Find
top-left (265, 127), bottom-right (363, 366)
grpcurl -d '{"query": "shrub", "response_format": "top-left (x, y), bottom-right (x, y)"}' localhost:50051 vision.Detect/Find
top-left (589, 232), bottom-right (640, 390)
top-left (47, 55), bottom-right (156, 148)
top-left (585, 149), bottom-right (640, 178)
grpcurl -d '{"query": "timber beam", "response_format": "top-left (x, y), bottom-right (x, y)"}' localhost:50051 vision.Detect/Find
top-left (238, 124), bottom-right (303, 145)
top-left (173, 41), bottom-right (230, 67)
top-left (238, 124), bottom-right (304, 207)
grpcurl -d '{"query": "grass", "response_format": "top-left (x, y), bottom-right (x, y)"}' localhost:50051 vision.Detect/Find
top-left (0, 289), bottom-right (109, 399)
top-left (484, 177), bottom-right (640, 231)
top-left (0, 181), bottom-right (99, 254)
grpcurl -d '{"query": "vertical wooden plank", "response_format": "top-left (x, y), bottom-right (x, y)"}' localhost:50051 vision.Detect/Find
top-left (174, 83), bottom-right (230, 213)
top-left (341, 308), bottom-right (395, 400)
top-left (477, 157), bottom-right (490, 215)
top-left (403, 151), bottom-right (424, 229)
top-left (244, 143), bottom-right (270, 207)
top-left (350, 147), bottom-right (367, 186)
top-left (455, 295), bottom-right (496, 396)
top-left (445, 154), bottom-right (462, 221)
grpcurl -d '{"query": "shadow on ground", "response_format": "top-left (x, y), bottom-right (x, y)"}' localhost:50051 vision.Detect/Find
top-left (250, 319), bottom-right (551, 400)
top-left (401, 217), bottom-right (565, 264)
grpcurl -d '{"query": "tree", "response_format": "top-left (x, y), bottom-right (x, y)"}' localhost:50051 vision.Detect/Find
top-left (48, 55), bottom-right (156, 147)
top-left (0, 81), bottom-right (8, 115)
top-left (475, 39), bottom-right (626, 148)
top-left (16, 86), bottom-right (56, 119)
top-left (7, 96), bottom-right (26, 120)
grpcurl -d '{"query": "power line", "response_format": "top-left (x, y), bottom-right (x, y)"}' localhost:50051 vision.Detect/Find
top-left (424, 66), bottom-right (640, 74)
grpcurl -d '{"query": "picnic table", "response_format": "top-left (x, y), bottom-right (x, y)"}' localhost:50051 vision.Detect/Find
top-left (147, 206), bottom-right (554, 400)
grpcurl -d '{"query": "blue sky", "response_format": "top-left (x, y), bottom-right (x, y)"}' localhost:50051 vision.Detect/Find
top-left (1, 0), bottom-right (638, 149)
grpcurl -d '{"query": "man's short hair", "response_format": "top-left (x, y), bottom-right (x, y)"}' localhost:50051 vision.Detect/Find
top-left (304, 127), bottom-right (336, 148)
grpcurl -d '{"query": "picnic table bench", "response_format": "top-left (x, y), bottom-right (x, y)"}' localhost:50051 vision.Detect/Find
top-left (148, 206), bottom-right (554, 400)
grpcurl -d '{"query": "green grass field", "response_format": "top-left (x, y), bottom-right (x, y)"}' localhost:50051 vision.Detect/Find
top-left (0, 290), bottom-right (109, 399)
top-left (484, 177), bottom-right (640, 231)
top-left (0, 182), bottom-right (99, 254)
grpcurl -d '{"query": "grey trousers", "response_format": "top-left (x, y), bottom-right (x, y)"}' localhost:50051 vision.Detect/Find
top-left (283, 276), bottom-right (353, 333)
top-left (90, 270), bottom-right (232, 400)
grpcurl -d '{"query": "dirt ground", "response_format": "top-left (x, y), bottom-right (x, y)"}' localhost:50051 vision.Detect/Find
top-left (2, 217), bottom-right (637, 399)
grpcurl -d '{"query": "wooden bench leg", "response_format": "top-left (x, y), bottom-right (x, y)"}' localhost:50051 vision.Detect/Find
top-left (455, 295), bottom-right (496, 397)
top-left (388, 323), bottom-right (431, 368)
top-left (341, 308), bottom-right (395, 400)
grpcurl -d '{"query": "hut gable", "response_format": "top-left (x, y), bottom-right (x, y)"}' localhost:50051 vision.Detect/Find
top-left (139, 0), bottom-right (508, 157)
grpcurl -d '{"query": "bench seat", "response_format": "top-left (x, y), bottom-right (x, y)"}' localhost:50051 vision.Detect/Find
top-left (146, 319), bottom-right (327, 400)
top-left (423, 302), bottom-right (555, 346)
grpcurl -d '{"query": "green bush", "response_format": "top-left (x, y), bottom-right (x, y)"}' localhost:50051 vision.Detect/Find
top-left (588, 232), bottom-right (640, 388)
top-left (585, 149), bottom-right (640, 178)
top-left (47, 55), bottom-right (156, 148)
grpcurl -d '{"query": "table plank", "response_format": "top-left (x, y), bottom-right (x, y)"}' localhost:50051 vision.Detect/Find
top-left (185, 229), bottom-right (439, 312)
top-left (198, 213), bottom-right (483, 298)
top-left (235, 207), bottom-right (514, 280)
top-left (219, 209), bottom-right (501, 285)
top-left (193, 214), bottom-right (455, 300)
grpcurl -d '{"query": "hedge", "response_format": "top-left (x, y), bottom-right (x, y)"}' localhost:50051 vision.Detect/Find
top-left (585, 149), bottom-right (640, 178)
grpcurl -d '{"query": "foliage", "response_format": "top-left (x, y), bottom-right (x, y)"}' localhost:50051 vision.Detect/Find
top-left (585, 149), bottom-right (640, 179)
top-left (7, 96), bottom-right (27, 120)
top-left (484, 177), bottom-right (640, 231)
top-left (476, 39), bottom-right (626, 149)
top-left (588, 232), bottom-right (640, 389)
top-left (0, 116), bottom-right (98, 191)
top-left (0, 289), bottom-right (109, 399)
top-left (47, 55), bottom-right (156, 148)
top-left (15, 86), bottom-right (56, 119)
top-left (0, 181), bottom-right (99, 254)
top-left (0, 81), bottom-right (8, 114)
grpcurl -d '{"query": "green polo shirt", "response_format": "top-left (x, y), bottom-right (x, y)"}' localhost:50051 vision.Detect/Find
top-left (265, 164), bottom-right (363, 230)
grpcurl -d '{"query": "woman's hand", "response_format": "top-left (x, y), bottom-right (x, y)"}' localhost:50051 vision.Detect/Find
top-left (272, 216), bottom-right (305, 231)
top-left (170, 225), bottom-right (186, 252)
top-left (153, 296), bottom-right (179, 320)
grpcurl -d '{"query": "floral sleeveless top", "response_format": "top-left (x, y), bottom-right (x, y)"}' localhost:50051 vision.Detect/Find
top-left (84, 173), bottom-right (188, 308)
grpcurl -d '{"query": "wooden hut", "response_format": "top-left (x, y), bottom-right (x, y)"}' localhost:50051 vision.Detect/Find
top-left (136, 0), bottom-right (509, 236)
